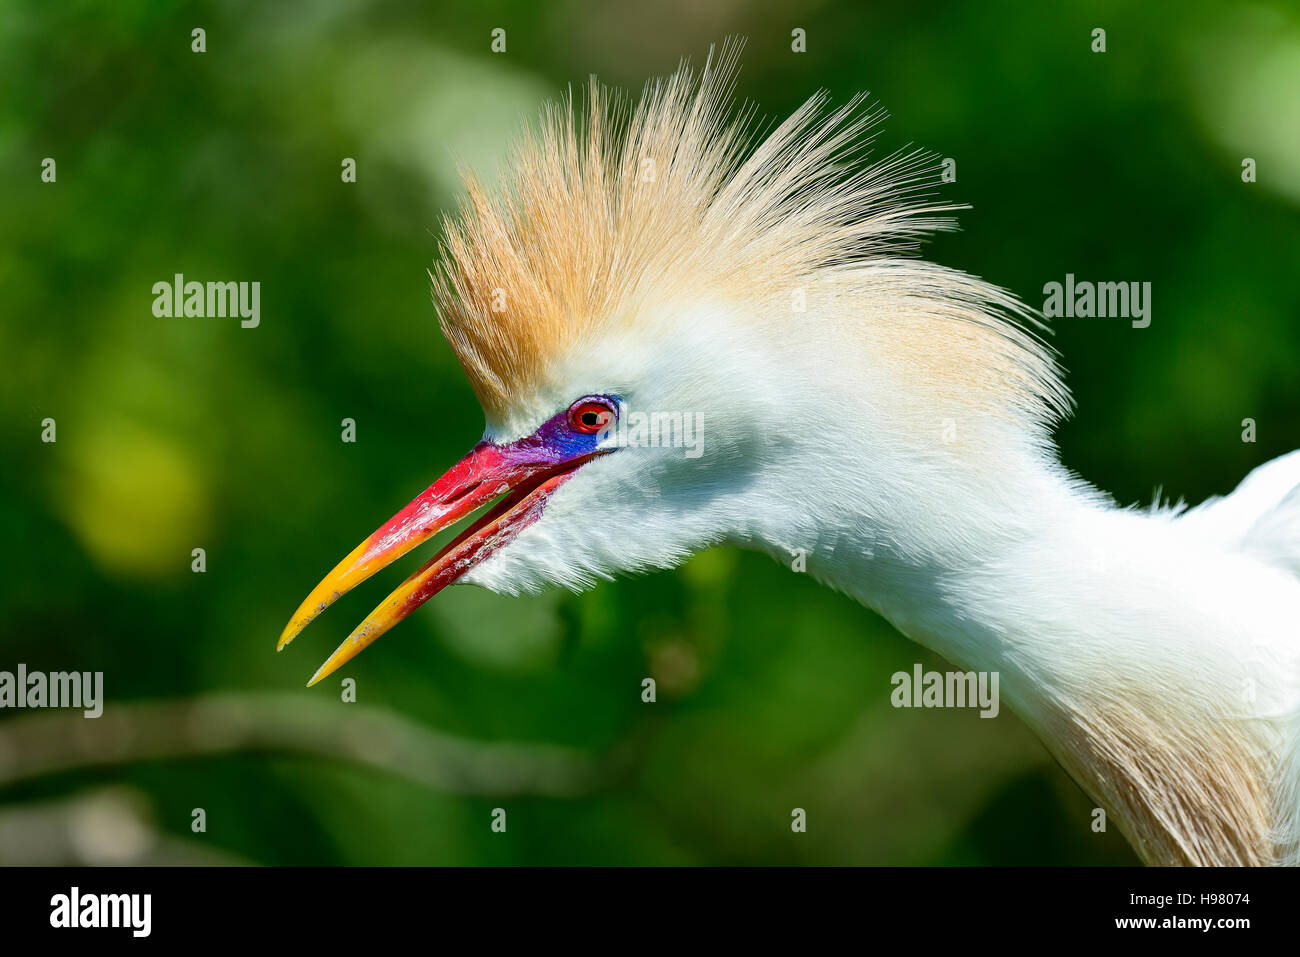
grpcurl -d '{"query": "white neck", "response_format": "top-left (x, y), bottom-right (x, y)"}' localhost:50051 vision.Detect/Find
top-left (533, 296), bottom-right (1298, 863)
top-left (744, 395), bottom-right (1294, 865)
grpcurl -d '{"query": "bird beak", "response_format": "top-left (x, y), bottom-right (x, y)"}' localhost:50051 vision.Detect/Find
top-left (278, 439), bottom-right (600, 686)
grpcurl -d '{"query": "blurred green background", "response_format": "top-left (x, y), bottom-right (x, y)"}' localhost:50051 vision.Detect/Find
top-left (1, 0), bottom-right (1297, 865)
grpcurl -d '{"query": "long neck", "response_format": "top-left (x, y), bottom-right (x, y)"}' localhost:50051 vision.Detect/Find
top-left (761, 447), bottom-right (1283, 864)
top-left (703, 294), bottom-right (1293, 863)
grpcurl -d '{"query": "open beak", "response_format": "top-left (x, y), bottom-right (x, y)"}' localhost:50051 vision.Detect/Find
top-left (278, 438), bottom-right (601, 686)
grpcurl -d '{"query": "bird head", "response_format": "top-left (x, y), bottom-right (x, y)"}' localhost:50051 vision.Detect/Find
top-left (278, 44), bottom-right (1068, 685)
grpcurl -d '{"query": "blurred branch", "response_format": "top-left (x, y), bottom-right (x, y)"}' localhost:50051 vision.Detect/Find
top-left (0, 692), bottom-right (607, 798)
top-left (0, 787), bottom-right (249, 865)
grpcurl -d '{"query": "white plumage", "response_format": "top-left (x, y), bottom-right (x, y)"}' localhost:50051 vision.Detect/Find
top-left (284, 44), bottom-right (1300, 865)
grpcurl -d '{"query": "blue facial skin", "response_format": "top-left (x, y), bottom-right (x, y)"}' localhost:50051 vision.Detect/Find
top-left (485, 394), bottom-right (620, 468)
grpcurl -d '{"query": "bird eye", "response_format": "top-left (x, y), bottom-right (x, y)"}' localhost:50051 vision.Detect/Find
top-left (567, 397), bottom-right (615, 434)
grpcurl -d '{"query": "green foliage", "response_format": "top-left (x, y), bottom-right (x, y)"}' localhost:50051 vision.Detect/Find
top-left (1, 0), bottom-right (1296, 864)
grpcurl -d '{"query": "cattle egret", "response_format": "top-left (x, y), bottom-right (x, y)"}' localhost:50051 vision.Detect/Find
top-left (279, 46), bottom-right (1300, 866)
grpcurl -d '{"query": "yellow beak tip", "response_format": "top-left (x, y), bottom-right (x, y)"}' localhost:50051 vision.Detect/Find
top-left (306, 657), bottom-right (338, 687)
top-left (277, 612), bottom-right (316, 650)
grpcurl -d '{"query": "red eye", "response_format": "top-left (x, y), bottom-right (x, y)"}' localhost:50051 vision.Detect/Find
top-left (568, 399), bottom-right (614, 434)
